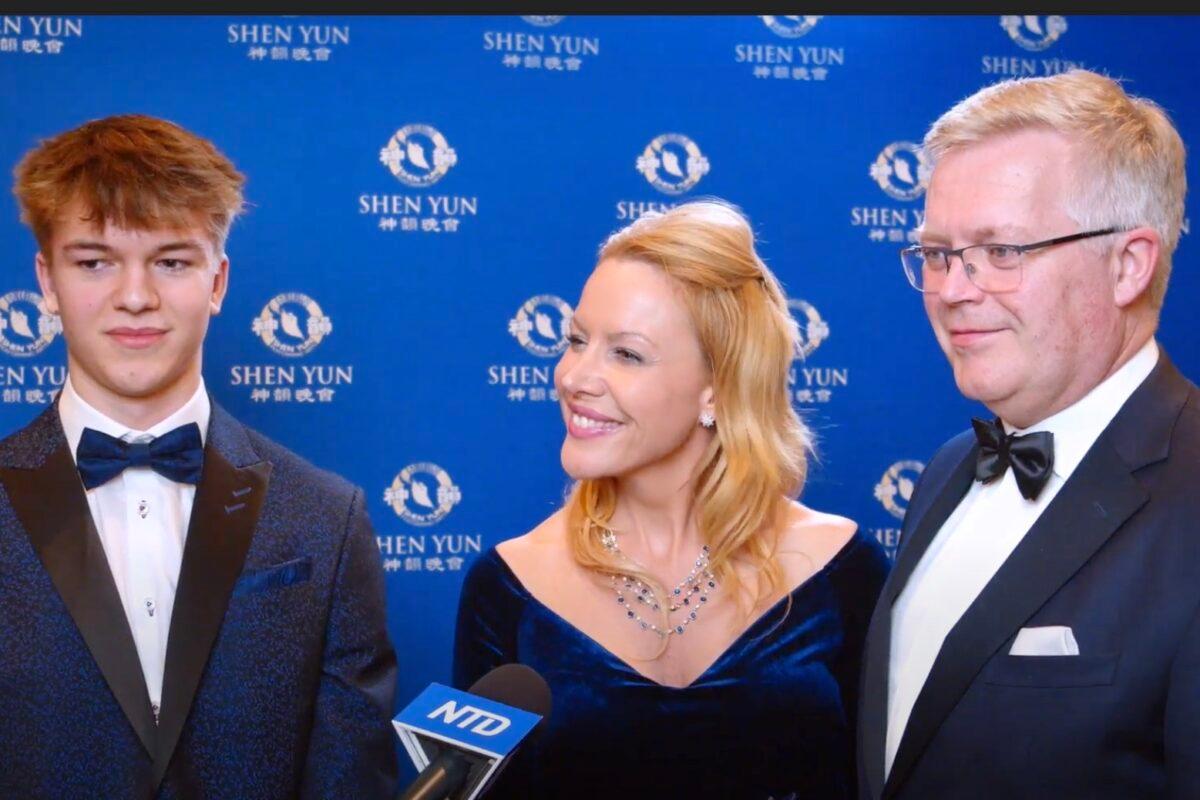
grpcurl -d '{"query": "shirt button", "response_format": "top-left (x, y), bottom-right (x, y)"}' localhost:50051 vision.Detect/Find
top-left (137, 499), bottom-right (149, 519)
top-left (144, 598), bottom-right (155, 617)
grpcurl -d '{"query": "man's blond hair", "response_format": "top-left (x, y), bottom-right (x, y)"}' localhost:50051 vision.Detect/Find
top-left (924, 69), bottom-right (1186, 309)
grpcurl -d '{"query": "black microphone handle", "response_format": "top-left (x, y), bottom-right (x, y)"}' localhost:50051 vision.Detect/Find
top-left (397, 751), bottom-right (472, 800)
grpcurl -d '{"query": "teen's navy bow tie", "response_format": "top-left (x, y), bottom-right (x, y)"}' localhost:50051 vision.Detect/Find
top-left (75, 422), bottom-right (204, 490)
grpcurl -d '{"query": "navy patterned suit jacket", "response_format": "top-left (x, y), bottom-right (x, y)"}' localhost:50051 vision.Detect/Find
top-left (0, 401), bottom-right (399, 799)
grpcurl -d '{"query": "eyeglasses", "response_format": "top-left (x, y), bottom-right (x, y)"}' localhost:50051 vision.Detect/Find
top-left (900, 227), bottom-right (1125, 294)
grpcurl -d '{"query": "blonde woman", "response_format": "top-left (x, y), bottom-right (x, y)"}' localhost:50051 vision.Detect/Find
top-left (453, 200), bottom-right (889, 799)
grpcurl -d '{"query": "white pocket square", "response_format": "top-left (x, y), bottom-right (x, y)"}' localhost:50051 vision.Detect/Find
top-left (1009, 625), bottom-right (1080, 656)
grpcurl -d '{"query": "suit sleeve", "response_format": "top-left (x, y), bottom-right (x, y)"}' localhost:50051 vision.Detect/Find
top-left (300, 487), bottom-right (399, 800)
top-left (1166, 598), bottom-right (1200, 798)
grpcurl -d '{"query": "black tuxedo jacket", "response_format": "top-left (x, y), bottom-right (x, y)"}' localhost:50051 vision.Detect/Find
top-left (858, 353), bottom-right (1200, 799)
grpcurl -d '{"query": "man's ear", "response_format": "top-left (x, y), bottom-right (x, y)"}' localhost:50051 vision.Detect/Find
top-left (34, 252), bottom-right (59, 315)
top-left (210, 255), bottom-right (230, 315)
top-left (1112, 226), bottom-right (1160, 308)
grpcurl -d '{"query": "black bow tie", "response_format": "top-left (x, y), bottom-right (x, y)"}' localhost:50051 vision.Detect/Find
top-left (971, 417), bottom-right (1055, 501)
top-left (75, 423), bottom-right (204, 490)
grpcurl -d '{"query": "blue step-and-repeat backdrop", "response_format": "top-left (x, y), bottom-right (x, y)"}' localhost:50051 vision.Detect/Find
top-left (2, 14), bottom-right (1198, 718)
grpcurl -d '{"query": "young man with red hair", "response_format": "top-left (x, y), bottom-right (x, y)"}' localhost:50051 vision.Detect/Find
top-left (2, 114), bottom-right (398, 798)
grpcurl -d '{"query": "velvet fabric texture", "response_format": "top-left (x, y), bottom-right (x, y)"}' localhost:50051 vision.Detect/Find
top-left (454, 528), bottom-right (889, 799)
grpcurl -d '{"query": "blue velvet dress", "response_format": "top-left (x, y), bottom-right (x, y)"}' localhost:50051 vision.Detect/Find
top-left (452, 528), bottom-right (890, 800)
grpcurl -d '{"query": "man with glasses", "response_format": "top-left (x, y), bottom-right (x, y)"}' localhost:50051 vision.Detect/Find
top-left (857, 69), bottom-right (1198, 799)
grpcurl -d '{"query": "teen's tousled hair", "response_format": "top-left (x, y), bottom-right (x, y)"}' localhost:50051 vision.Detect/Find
top-left (13, 113), bottom-right (245, 252)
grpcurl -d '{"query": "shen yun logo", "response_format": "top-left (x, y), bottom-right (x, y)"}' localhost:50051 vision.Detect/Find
top-left (869, 142), bottom-right (931, 202)
top-left (636, 134), bottom-right (710, 196)
top-left (385, 463), bottom-right (462, 527)
top-left (379, 124), bottom-right (458, 188)
top-left (1001, 15), bottom-right (1067, 51)
top-left (0, 290), bottom-right (61, 357)
top-left (875, 460), bottom-right (926, 520)
top-left (787, 298), bottom-right (847, 405)
top-left (788, 298), bottom-right (830, 360)
top-left (760, 15), bottom-right (822, 38)
top-left (252, 293), bottom-right (332, 357)
top-left (522, 15), bottom-right (564, 26)
top-left (509, 295), bottom-right (573, 357)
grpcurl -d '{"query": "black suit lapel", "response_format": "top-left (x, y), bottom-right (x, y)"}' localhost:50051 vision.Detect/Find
top-left (0, 428), bottom-right (157, 756)
top-left (152, 409), bottom-right (271, 788)
top-left (860, 443), bottom-right (976, 799)
top-left (882, 353), bottom-right (1190, 798)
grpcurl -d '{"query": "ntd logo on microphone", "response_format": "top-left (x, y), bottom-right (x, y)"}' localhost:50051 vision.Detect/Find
top-left (428, 700), bottom-right (511, 736)
top-left (394, 683), bottom-right (542, 759)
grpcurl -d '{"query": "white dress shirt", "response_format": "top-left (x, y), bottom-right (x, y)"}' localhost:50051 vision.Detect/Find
top-left (58, 375), bottom-right (210, 722)
top-left (884, 338), bottom-right (1160, 777)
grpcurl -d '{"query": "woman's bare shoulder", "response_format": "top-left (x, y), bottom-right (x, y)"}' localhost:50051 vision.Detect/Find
top-left (495, 508), bottom-right (571, 573)
top-left (774, 500), bottom-right (859, 577)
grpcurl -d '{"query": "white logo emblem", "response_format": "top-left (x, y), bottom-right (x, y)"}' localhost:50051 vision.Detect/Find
top-left (636, 134), bottom-right (710, 196)
top-left (508, 295), bottom-right (573, 357)
top-left (874, 460), bottom-right (926, 520)
top-left (869, 141), bottom-right (931, 202)
top-left (252, 293), bottom-right (333, 357)
top-left (1001, 15), bottom-right (1067, 51)
top-left (787, 298), bottom-right (829, 359)
top-left (760, 15), bottom-right (822, 38)
top-left (384, 463), bottom-right (462, 527)
top-left (522, 15), bottom-right (565, 26)
top-left (0, 290), bottom-right (61, 357)
top-left (380, 124), bottom-right (458, 188)
top-left (428, 701), bottom-right (512, 736)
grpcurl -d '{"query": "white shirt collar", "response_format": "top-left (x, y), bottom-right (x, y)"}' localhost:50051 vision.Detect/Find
top-left (58, 375), bottom-right (211, 464)
top-left (1005, 337), bottom-right (1159, 480)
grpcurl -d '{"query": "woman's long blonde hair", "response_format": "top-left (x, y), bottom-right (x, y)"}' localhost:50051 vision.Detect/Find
top-left (565, 199), bottom-right (813, 615)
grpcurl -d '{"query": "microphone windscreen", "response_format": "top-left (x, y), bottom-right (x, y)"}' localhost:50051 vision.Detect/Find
top-left (468, 663), bottom-right (552, 720)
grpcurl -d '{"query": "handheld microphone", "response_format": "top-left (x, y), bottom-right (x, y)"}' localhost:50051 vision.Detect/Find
top-left (394, 663), bottom-right (551, 800)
